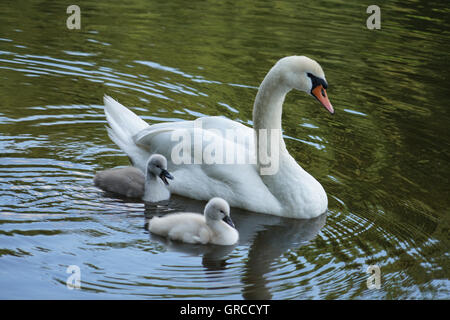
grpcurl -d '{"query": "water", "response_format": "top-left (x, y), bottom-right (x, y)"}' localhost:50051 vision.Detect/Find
top-left (0, 0), bottom-right (449, 299)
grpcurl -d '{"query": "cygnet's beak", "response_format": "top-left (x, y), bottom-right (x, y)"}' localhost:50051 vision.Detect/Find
top-left (222, 215), bottom-right (235, 228)
top-left (311, 84), bottom-right (334, 114)
top-left (159, 169), bottom-right (174, 185)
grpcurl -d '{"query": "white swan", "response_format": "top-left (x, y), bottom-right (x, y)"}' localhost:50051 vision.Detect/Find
top-left (94, 154), bottom-right (173, 202)
top-left (103, 56), bottom-right (333, 218)
top-left (148, 197), bottom-right (238, 245)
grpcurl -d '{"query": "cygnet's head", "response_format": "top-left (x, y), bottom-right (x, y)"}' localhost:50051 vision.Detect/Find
top-left (274, 56), bottom-right (333, 114)
top-left (146, 154), bottom-right (174, 185)
top-left (204, 197), bottom-right (235, 228)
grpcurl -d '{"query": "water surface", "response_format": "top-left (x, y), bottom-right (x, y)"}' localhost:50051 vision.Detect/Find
top-left (0, 0), bottom-right (449, 299)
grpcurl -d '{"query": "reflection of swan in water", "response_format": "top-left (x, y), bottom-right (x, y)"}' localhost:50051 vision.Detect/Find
top-left (144, 195), bottom-right (326, 297)
top-left (239, 212), bottom-right (327, 299)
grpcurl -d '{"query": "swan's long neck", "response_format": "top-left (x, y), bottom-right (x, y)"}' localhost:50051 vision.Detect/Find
top-left (143, 172), bottom-right (170, 202)
top-left (252, 67), bottom-right (291, 132)
top-left (251, 63), bottom-right (328, 217)
top-left (252, 65), bottom-right (291, 170)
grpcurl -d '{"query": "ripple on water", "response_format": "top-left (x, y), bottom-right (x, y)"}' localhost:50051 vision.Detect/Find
top-left (0, 0), bottom-right (449, 299)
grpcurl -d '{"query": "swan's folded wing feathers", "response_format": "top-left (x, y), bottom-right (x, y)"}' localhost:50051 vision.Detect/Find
top-left (104, 95), bottom-right (149, 135)
top-left (133, 127), bottom-right (178, 147)
top-left (133, 116), bottom-right (253, 149)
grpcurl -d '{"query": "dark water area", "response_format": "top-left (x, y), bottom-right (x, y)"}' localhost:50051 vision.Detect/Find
top-left (0, 0), bottom-right (448, 299)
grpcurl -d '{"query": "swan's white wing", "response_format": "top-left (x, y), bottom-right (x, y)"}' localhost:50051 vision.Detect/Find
top-left (131, 118), bottom-right (282, 214)
top-left (133, 116), bottom-right (252, 147)
top-left (104, 95), bottom-right (151, 170)
top-left (104, 96), bottom-right (282, 214)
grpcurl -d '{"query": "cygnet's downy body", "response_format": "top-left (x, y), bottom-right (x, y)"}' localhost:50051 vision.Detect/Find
top-left (94, 154), bottom-right (173, 202)
top-left (148, 197), bottom-right (239, 246)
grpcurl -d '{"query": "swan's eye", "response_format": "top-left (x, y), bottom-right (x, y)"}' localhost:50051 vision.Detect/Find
top-left (307, 72), bottom-right (328, 91)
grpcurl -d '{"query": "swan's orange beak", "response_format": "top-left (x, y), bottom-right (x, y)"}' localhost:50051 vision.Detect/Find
top-left (312, 85), bottom-right (334, 114)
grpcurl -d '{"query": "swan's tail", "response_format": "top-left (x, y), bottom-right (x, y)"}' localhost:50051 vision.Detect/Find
top-left (103, 95), bottom-right (150, 168)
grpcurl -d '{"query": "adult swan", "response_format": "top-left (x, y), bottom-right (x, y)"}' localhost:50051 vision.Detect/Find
top-left (103, 56), bottom-right (334, 218)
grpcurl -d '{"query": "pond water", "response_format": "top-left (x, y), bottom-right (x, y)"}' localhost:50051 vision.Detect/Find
top-left (0, 0), bottom-right (449, 299)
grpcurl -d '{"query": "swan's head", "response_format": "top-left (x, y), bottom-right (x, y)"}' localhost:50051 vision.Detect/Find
top-left (204, 197), bottom-right (235, 228)
top-left (147, 154), bottom-right (174, 185)
top-left (276, 56), bottom-right (334, 114)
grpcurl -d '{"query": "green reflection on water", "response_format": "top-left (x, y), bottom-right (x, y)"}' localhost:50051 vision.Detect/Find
top-left (0, 0), bottom-right (448, 299)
